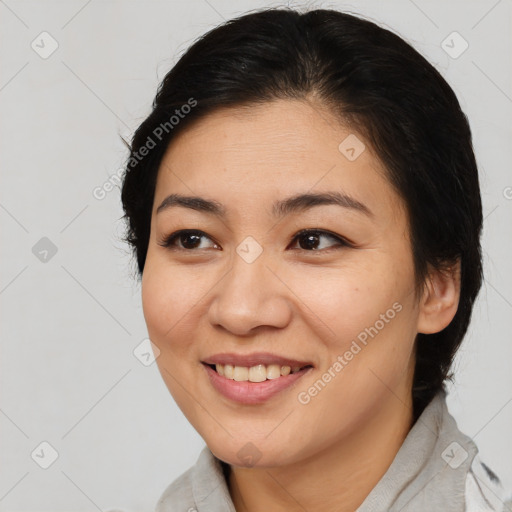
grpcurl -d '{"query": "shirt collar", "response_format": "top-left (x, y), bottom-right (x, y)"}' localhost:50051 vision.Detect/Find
top-left (190, 390), bottom-right (478, 512)
top-left (357, 390), bottom-right (478, 511)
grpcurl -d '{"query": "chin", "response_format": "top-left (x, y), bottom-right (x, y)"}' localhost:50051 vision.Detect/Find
top-left (206, 435), bottom-right (301, 469)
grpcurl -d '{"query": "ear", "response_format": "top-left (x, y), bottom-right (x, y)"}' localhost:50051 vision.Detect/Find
top-left (417, 259), bottom-right (461, 335)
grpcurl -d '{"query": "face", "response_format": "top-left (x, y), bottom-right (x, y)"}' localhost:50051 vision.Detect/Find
top-left (142, 99), bottom-right (423, 468)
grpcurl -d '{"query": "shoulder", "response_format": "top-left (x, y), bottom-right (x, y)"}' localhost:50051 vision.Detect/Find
top-left (154, 446), bottom-right (233, 512)
top-left (155, 464), bottom-right (196, 512)
top-left (465, 455), bottom-right (512, 512)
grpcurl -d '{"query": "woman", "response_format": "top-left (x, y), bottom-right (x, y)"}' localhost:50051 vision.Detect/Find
top-left (120, 7), bottom-right (511, 511)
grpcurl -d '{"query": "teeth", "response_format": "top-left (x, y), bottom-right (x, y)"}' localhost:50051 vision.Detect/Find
top-left (233, 366), bottom-right (249, 381)
top-left (249, 364), bottom-right (267, 382)
top-left (280, 365), bottom-right (291, 376)
top-left (212, 363), bottom-right (307, 382)
top-left (224, 364), bottom-right (234, 379)
top-left (266, 364), bottom-right (281, 379)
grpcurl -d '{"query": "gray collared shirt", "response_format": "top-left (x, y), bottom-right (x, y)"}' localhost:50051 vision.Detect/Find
top-left (155, 391), bottom-right (511, 511)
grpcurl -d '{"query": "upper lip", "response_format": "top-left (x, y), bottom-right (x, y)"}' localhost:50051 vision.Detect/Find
top-left (202, 352), bottom-right (314, 368)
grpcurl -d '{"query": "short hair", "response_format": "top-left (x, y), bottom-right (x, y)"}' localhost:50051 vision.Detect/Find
top-left (120, 8), bottom-right (484, 421)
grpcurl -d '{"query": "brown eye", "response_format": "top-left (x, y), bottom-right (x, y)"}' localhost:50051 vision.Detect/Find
top-left (158, 230), bottom-right (219, 250)
top-left (289, 229), bottom-right (350, 252)
top-left (158, 228), bottom-right (350, 253)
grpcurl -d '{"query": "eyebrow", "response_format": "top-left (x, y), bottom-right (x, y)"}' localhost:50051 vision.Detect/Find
top-left (156, 191), bottom-right (373, 219)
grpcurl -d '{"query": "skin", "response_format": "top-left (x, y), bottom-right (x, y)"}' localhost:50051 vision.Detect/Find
top-left (141, 98), bottom-right (460, 512)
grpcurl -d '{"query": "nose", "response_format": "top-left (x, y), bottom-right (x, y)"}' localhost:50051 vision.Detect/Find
top-left (207, 250), bottom-right (292, 337)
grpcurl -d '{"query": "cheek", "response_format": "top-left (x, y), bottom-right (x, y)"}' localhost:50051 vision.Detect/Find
top-left (287, 260), bottom-right (409, 347)
top-left (290, 255), bottom-right (419, 399)
top-left (141, 255), bottom-right (206, 343)
top-left (141, 268), bottom-right (172, 340)
top-left (141, 257), bottom-right (209, 417)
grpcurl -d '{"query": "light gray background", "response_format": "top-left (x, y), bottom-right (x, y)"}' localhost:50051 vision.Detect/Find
top-left (1, 0), bottom-right (511, 510)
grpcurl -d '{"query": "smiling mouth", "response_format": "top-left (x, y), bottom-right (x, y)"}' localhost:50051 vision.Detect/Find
top-left (205, 363), bottom-right (313, 382)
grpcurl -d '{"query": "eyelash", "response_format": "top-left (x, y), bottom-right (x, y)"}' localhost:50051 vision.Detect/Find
top-left (157, 228), bottom-right (352, 253)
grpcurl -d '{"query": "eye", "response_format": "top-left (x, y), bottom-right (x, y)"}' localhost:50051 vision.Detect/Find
top-left (158, 228), bottom-right (351, 253)
top-left (158, 229), bottom-right (219, 251)
top-left (288, 229), bottom-right (351, 252)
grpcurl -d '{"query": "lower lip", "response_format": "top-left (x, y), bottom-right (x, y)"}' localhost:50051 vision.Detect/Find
top-left (202, 364), bottom-right (312, 405)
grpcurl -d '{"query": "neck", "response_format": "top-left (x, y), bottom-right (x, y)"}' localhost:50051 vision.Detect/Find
top-left (227, 391), bottom-right (414, 512)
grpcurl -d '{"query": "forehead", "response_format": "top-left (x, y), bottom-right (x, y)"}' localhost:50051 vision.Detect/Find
top-left (154, 99), bottom-right (405, 225)
top-left (163, 99), bottom-right (356, 168)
